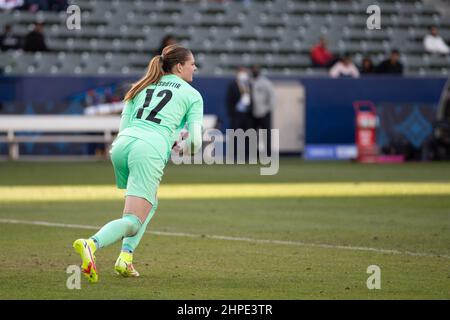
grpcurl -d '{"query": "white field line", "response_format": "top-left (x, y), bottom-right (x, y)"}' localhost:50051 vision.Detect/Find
top-left (0, 218), bottom-right (449, 260)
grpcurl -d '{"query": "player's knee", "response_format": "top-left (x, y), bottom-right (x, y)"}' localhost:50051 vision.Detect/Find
top-left (123, 214), bottom-right (142, 237)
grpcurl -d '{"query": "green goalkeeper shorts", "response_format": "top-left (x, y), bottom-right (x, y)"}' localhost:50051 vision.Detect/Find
top-left (110, 135), bottom-right (168, 206)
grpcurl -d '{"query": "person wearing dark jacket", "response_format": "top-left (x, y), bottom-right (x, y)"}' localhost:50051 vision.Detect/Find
top-left (376, 50), bottom-right (403, 75)
top-left (0, 25), bottom-right (21, 51)
top-left (226, 67), bottom-right (252, 130)
top-left (226, 67), bottom-right (253, 162)
top-left (23, 22), bottom-right (48, 52)
top-left (360, 57), bottom-right (376, 75)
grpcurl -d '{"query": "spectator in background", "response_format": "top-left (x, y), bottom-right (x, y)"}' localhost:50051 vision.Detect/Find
top-left (360, 56), bottom-right (375, 75)
top-left (226, 67), bottom-right (253, 162)
top-left (0, 0), bottom-right (24, 10)
top-left (18, 0), bottom-right (67, 11)
top-left (376, 49), bottom-right (403, 75)
top-left (310, 37), bottom-right (336, 68)
top-left (423, 26), bottom-right (449, 55)
top-left (49, 0), bottom-right (68, 11)
top-left (250, 65), bottom-right (275, 156)
top-left (329, 53), bottom-right (360, 78)
top-left (0, 25), bottom-right (21, 51)
top-left (84, 89), bottom-right (101, 107)
top-left (226, 67), bottom-right (252, 130)
top-left (104, 87), bottom-right (121, 103)
top-left (155, 34), bottom-right (177, 56)
top-left (25, 0), bottom-right (48, 12)
top-left (23, 22), bottom-right (48, 52)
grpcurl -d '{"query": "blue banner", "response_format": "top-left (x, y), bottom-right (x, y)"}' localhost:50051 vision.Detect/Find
top-left (0, 75), bottom-right (447, 156)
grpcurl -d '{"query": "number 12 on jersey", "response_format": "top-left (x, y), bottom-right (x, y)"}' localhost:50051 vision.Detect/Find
top-left (136, 89), bottom-right (173, 124)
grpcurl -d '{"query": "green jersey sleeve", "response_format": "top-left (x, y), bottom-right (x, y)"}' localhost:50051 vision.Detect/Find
top-left (185, 91), bottom-right (203, 154)
top-left (119, 100), bottom-right (134, 132)
top-left (186, 92), bottom-right (203, 125)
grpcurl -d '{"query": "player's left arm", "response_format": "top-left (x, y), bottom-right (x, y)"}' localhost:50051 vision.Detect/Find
top-left (119, 100), bottom-right (134, 132)
top-left (184, 93), bottom-right (204, 155)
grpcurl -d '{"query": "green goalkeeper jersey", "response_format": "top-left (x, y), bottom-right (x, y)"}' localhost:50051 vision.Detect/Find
top-left (118, 74), bottom-right (204, 160)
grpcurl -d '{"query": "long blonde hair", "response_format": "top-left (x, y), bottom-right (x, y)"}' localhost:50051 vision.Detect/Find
top-left (124, 44), bottom-right (192, 101)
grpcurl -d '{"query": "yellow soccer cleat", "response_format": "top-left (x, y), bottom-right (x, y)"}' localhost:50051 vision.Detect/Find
top-left (73, 239), bottom-right (98, 283)
top-left (114, 252), bottom-right (140, 278)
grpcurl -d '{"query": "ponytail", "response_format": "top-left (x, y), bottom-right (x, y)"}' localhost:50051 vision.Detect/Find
top-left (123, 44), bottom-right (192, 101)
top-left (123, 55), bottom-right (164, 101)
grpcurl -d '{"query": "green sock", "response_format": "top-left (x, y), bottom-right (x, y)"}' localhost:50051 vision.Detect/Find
top-left (91, 214), bottom-right (142, 249)
top-left (121, 201), bottom-right (158, 253)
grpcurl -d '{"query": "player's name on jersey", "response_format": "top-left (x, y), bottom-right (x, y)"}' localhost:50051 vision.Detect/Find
top-left (156, 81), bottom-right (181, 89)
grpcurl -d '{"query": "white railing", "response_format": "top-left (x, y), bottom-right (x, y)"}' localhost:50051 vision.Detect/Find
top-left (0, 115), bottom-right (217, 160)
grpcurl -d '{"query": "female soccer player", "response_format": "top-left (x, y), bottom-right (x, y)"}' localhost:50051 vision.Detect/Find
top-left (73, 44), bottom-right (203, 282)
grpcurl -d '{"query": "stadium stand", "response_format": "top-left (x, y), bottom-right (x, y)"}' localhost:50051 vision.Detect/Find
top-left (0, 0), bottom-right (449, 76)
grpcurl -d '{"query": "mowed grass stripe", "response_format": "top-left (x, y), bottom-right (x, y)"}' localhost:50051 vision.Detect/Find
top-left (0, 183), bottom-right (450, 202)
top-left (1, 218), bottom-right (449, 260)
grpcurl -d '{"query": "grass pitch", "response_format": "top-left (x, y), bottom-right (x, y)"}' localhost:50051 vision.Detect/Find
top-left (0, 159), bottom-right (449, 299)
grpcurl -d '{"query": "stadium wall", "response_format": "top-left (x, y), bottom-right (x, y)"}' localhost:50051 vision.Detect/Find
top-left (0, 76), bottom-right (447, 156)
